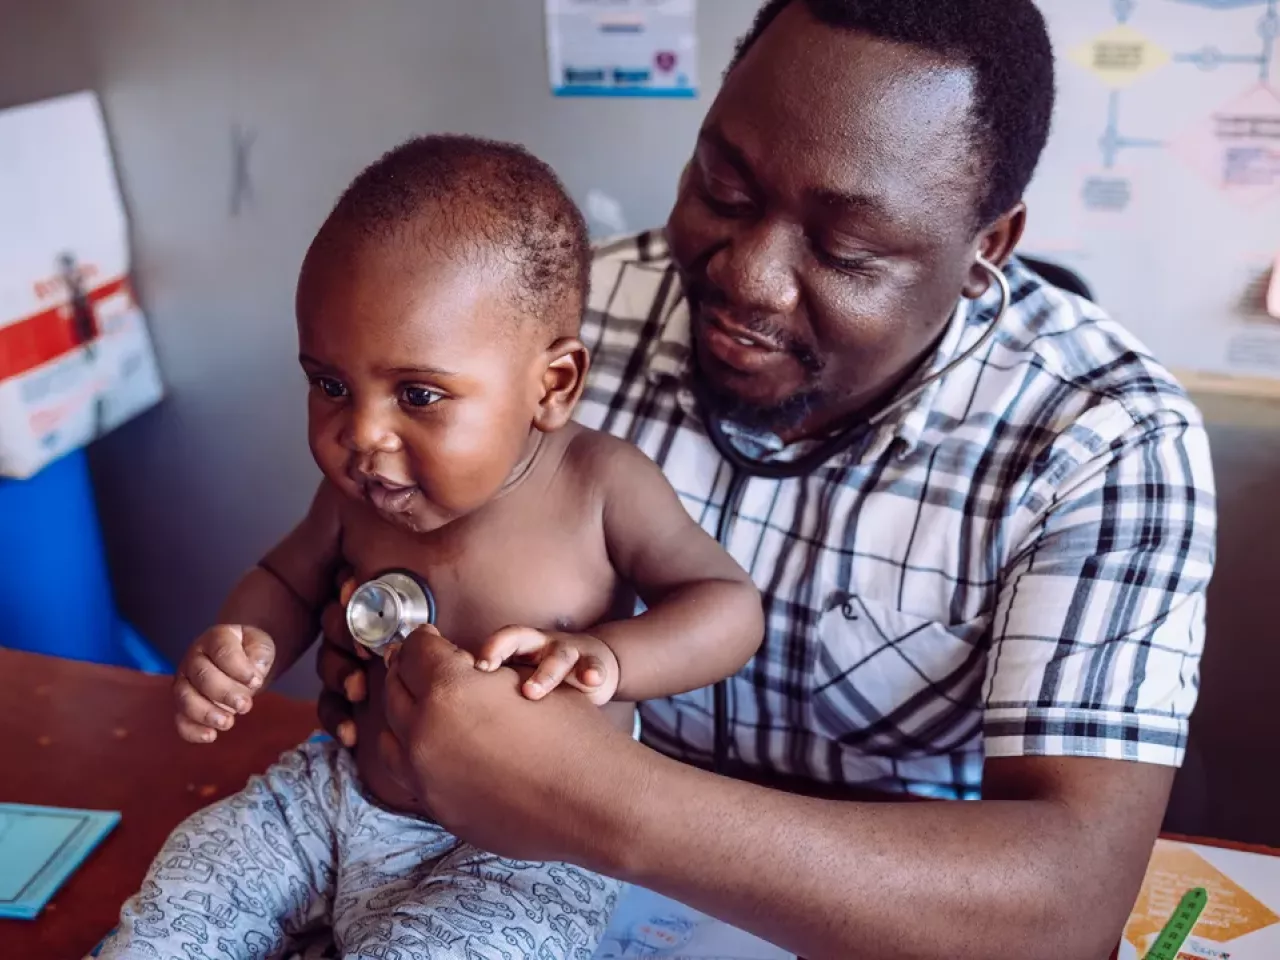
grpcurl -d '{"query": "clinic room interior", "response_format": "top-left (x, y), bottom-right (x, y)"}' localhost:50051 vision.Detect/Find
top-left (2, 2), bottom-right (1280, 959)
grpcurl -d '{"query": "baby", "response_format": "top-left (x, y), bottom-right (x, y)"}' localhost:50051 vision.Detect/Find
top-left (96, 136), bottom-right (763, 960)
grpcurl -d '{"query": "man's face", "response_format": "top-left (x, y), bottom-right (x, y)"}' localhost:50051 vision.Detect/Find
top-left (296, 229), bottom-right (550, 534)
top-left (667, 3), bottom-right (993, 439)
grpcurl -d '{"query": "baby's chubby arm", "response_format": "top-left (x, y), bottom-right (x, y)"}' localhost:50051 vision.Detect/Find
top-left (173, 480), bottom-right (343, 742)
top-left (590, 437), bottom-right (763, 701)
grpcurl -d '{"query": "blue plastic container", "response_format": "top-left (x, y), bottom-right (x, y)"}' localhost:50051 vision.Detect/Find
top-left (0, 449), bottom-right (168, 672)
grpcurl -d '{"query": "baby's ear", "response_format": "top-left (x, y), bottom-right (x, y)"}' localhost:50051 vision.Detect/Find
top-left (533, 337), bottom-right (589, 432)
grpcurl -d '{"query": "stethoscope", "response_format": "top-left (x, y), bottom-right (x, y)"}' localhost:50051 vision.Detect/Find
top-left (702, 255), bottom-right (1011, 774)
top-left (343, 257), bottom-right (1012, 774)
top-left (346, 569), bottom-right (436, 656)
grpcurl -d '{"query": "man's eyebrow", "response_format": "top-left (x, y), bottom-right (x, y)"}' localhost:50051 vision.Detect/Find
top-left (701, 124), bottom-right (898, 226)
top-left (698, 125), bottom-right (760, 185)
top-left (810, 186), bottom-right (896, 225)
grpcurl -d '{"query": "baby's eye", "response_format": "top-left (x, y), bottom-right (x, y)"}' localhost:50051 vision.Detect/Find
top-left (401, 385), bottom-right (442, 408)
top-left (310, 376), bottom-right (348, 399)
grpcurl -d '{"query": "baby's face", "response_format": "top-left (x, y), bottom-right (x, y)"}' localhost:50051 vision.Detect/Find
top-left (296, 237), bottom-right (549, 533)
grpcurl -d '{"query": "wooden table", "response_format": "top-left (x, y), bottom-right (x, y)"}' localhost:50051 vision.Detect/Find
top-left (0, 648), bottom-right (319, 960)
top-left (4, 648), bottom-right (1276, 960)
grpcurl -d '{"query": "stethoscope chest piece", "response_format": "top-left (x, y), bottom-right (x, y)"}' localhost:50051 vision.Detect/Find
top-left (345, 569), bottom-right (436, 656)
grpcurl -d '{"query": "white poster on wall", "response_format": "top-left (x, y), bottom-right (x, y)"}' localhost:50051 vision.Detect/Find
top-left (546, 0), bottom-right (697, 98)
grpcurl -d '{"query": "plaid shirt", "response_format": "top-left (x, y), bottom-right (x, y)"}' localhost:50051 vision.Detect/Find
top-left (576, 231), bottom-right (1215, 800)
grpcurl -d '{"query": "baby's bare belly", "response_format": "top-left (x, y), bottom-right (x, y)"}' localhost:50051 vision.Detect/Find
top-left (352, 661), bottom-right (637, 816)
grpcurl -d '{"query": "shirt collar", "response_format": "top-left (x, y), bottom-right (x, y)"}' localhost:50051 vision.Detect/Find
top-left (641, 238), bottom-right (998, 466)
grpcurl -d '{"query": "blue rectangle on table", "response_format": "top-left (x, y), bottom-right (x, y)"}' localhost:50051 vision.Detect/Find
top-left (0, 803), bottom-right (120, 919)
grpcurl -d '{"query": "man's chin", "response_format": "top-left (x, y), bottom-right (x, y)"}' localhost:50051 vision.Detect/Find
top-left (694, 371), bottom-right (822, 437)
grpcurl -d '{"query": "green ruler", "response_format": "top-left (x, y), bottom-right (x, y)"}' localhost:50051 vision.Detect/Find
top-left (1143, 887), bottom-right (1209, 960)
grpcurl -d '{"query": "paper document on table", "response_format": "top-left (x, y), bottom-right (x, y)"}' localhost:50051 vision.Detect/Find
top-left (1119, 839), bottom-right (1280, 958)
top-left (597, 886), bottom-right (795, 959)
top-left (0, 802), bottom-right (120, 919)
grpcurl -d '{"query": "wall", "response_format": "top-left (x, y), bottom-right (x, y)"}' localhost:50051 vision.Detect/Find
top-left (1175, 394), bottom-right (1280, 846)
top-left (0, 0), bottom-right (759, 695)
top-left (0, 2), bottom-right (95, 105)
top-left (2, 0), bottom-right (1279, 843)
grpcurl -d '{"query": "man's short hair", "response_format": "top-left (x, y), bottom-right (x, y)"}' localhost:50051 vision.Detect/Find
top-left (324, 134), bottom-right (590, 325)
top-left (729, 0), bottom-right (1056, 229)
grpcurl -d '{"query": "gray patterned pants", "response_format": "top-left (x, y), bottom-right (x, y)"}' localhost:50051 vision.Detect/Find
top-left (95, 738), bottom-right (621, 960)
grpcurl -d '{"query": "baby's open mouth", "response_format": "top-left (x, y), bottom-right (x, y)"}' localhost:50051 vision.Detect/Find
top-left (364, 479), bottom-right (417, 513)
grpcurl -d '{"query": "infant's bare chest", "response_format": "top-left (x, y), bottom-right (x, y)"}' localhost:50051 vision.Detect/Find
top-left (340, 504), bottom-right (627, 652)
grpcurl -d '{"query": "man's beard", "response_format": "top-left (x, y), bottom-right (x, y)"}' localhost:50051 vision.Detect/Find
top-left (693, 362), bottom-right (828, 437)
top-left (684, 279), bottom-right (828, 436)
top-left (691, 312), bottom-right (829, 435)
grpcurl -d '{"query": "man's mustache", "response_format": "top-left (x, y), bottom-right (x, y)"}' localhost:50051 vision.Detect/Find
top-left (688, 282), bottom-right (824, 375)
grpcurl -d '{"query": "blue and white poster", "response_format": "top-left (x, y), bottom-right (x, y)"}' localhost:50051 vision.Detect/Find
top-left (546, 0), bottom-right (698, 98)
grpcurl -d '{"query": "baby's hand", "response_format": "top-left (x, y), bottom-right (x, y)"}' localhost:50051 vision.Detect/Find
top-left (475, 627), bottom-right (620, 705)
top-left (174, 625), bottom-right (276, 743)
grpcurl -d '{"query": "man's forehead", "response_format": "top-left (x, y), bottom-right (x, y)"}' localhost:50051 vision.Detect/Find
top-left (709, 4), bottom-right (980, 225)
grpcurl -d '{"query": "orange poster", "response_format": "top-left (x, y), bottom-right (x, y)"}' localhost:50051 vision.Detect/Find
top-left (1120, 841), bottom-right (1280, 959)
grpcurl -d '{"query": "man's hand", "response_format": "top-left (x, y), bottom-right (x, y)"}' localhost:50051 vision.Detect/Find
top-left (315, 571), bottom-right (371, 748)
top-left (381, 626), bottom-right (642, 864)
top-left (476, 627), bottom-right (621, 705)
top-left (174, 625), bottom-right (275, 742)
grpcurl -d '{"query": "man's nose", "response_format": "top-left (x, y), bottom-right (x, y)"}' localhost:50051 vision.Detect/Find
top-left (340, 400), bottom-right (402, 455)
top-left (705, 222), bottom-right (801, 316)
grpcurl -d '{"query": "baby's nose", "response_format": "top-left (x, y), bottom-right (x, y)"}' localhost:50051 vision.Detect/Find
top-left (340, 403), bottom-right (401, 454)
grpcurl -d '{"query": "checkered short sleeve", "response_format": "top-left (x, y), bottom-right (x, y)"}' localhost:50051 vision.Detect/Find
top-left (983, 402), bottom-right (1216, 767)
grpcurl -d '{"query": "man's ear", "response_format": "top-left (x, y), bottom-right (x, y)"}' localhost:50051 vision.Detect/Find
top-left (962, 202), bottom-right (1026, 299)
top-left (533, 337), bottom-right (589, 433)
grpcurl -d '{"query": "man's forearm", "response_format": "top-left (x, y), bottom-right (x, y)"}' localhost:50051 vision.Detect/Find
top-left (584, 747), bottom-right (1155, 960)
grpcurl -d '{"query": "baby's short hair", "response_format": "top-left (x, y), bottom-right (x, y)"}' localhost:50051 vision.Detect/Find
top-left (323, 134), bottom-right (590, 329)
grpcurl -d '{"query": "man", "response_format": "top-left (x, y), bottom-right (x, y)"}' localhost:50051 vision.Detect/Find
top-left (316, 2), bottom-right (1216, 957)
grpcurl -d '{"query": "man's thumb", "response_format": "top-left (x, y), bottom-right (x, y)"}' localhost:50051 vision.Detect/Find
top-left (399, 625), bottom-right (475, 677)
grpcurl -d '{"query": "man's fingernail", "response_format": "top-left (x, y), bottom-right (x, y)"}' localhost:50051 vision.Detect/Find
top-left (202, 730), bottom-right (215, 742)
top-left (232, 696), bottom-right (249, 713)
top-left (476, 660), bottom-right (489, 671)
top-left (248, 675), bottom-right (263, 690)
top-left (213, 713), bottom-right (231, 729)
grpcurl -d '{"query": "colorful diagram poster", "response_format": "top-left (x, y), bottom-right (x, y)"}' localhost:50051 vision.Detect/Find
top-left (1023, 0), bottom-right (1280, 385)
top-left (1119, 840), bottom-right (1280, 959)
top-left (545, 0), bottom-right (697, 98)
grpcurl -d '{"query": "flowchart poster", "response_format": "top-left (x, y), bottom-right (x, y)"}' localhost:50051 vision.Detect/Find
top-left (1023, 0), bottom-right (1280, 383)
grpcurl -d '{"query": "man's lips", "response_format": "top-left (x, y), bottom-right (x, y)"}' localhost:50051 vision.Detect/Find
top-left (697, 308), bottom-right (791, 374)
top-left (703, 310), bottom-right (784, 351)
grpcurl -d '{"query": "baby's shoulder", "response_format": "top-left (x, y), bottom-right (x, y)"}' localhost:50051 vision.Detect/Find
top-left (561, 423), bottom-right (652, 477)
top-left (558, 423), bottom-right (670, 501)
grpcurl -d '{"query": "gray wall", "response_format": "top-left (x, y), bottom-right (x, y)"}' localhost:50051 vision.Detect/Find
top-left (3, 0), bottom-right (1279, 843)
